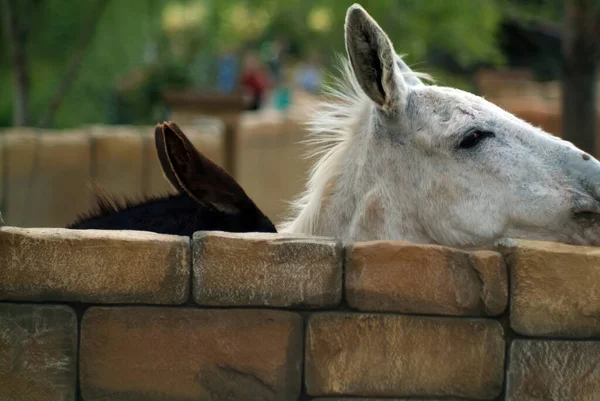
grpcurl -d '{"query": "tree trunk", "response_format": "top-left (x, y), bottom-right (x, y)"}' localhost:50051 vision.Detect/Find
top-left (1, 0), bottom-right (31, 126)
top-left (38, 0), bottom-right (110, 128)
top-left (561, 0), bottom-right (599, 155)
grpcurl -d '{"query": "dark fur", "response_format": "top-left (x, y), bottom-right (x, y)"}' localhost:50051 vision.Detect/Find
top-left (68, 122), bottom-right (277, 235)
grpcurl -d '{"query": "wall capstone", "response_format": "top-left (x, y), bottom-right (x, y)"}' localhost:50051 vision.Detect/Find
top-left (346, 241), bottom-right (507, 316)
top-left (0, 227), bottom-right (190, 304)
top-left (509, 239), bottom-right (600, 338)
top-left (193, 231), bottom-right (342, 308)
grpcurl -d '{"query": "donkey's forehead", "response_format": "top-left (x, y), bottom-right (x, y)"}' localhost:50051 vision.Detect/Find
top-left (407, 86), bottom-right (480, 125)
top-left (416, 86), bottom-right (489, 109)
top-left (409, 85), bottom-right (518, 124)
top-left (406, 85), bottom-right (565, 149)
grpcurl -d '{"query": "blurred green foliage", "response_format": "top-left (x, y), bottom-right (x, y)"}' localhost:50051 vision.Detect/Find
top-left (0, 0), bottom-right (563, 128)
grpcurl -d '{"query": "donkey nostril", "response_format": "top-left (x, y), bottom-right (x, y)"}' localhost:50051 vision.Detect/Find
top-left (583, 153), bottom-right (591, 161)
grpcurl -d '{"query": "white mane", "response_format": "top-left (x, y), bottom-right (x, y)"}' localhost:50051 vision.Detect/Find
top-left (279, 56), bottom-right (432, 234)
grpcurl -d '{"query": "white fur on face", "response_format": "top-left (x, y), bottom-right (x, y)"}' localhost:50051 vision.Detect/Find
top-left (280, 4), bottom-right (600, 247)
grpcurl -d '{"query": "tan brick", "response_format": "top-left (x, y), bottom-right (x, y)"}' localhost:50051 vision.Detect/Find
top-left (509, 240), bottom-right (600, 337)
top-left (1, 130), bottom-right (37, 227)
top-left (507, 340), bottom-right (600, 401)
top-left (90, 125), bottom-right (144, 199)
top-left (0, 226), bottom-right (189, 304)
top-left (27, 130), bottom-right (94, 227)
top-left (141, 126), bottom-right (177, 197)
top-left (0, 303), bottom-right (77, 401)
top-left (237, 120), bottom-right (310, 224)
top-left (80, 307), bottom-right (303, 401)
top-left (193, 232), bottom-right (342, 308)
top-left (346, 241), bottom-right (507, 316)
top-left (305, 312), bottom-right (505, 399)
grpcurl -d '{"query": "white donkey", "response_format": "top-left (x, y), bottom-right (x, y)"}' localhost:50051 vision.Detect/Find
top-left (281, 3), bottom-right (600, 247)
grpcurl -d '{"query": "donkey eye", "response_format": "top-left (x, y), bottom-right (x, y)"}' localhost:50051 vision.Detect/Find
top-left (458, 130), bottom-right (494, 149)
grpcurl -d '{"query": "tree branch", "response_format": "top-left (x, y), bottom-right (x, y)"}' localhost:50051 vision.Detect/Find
top-left (561, 0), bottom-right (598, 155)
top-left (2, 0), bottom-right (31, 126)
top-left (38, 0), bottom-right (110, 128)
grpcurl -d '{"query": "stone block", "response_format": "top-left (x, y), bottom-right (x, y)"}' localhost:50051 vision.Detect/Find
top-left (0, 303), bottom-right (77, 401)
top-left (27, 130), bottom-right (94, 227)
top-left (80, 307), bottom-right (303, 401)
top-left (0, 130), bottom-right (37, 227)
top-left (507, 339), bottom-right (600, 401)
top-left (346, 241), bottom-right (507, 316)
top-left (237, 120), bottom-right (309, 224)
top-left (0, 226), bottom-right (189, 304)
top-left (141, 125), bottom-right (175, 197)
top-left (305, 312), bottom-right (505, 399)
top-left (509, 240), bottom-right (600, 337)
top-left (193, 232), bottom-right (342, 308)
top-left (90, 125), bottom-right (144, 200)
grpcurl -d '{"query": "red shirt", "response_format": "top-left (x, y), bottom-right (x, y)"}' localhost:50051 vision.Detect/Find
top-left (241, 71), bottom-right (268, 95)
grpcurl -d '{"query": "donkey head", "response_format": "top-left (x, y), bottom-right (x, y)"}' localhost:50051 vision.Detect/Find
top-left (154, 121), bottom-right (277, 233)
top-left (282, 4), bottom-right (600, 247)
top-left (69, 122), bottom-right (276, 235)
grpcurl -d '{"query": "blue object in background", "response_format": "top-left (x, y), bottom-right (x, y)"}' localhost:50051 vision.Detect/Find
top-left (273, 85), bottom-right (292, 111)
top-left (217, 54), bottom-right (239, 94)
top-left (296, 65), bottom-right (323, 93)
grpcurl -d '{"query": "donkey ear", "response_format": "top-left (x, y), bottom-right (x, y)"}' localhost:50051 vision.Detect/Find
top-left (157, 121), bottom-right (254, 214)
top-left (344, 4), bottom-right (407, 110)
top-left (155, 124), bottom-right (185, 193)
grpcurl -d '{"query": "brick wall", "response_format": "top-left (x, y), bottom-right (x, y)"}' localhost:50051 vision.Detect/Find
top-left (0, 111), bottom-right (313, 229)
top-left (1, 226), bottom-right (599, 400)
